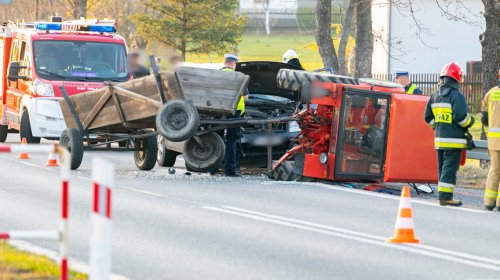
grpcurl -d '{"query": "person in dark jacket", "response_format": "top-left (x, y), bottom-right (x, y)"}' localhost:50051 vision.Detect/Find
top-left (424, 62), bottom-right (475, 207)
top-left (128, 52), bottom-right (150, 79)
top-left (282, 49), bottom-right (304, 70)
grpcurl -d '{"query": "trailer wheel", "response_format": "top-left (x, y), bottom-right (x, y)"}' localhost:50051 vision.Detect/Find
top-left (20, 110), bottom-right (41, 144)
top-left (134, 136), bottom-right (158, 170)
top-left (59, 128), bottom-right (84, 170)
top-left (156, 100), bottom-right (199, 142)
top-left (276, 69), bottom-right (359, 92)
top-left (0, 125), bottom-right (7, 142)
top-left (183, 133), bottom-right (225, 173)
top-left (157, 135), bottom-right (179, 167)
top-left (270, 161), bottom-right (302, 181)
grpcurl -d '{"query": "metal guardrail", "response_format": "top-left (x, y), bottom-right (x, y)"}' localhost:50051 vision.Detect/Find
top-left (466, 140), bottom-right (489, 161)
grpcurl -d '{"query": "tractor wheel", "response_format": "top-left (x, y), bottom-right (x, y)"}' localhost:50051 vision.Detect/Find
top-left (156, 100), bottom-right (199, 142)
top-left (0, 125), bottom-right (8, 142)
top-left (20, 110), bottom-right (41, 144)
top-left (157, 135), bottom-right (179, 167)
top-left (133, 136), bottom-right (158, 171)
top-left (270, 161), bottom-right (302, 181)
top-left (183, 133), bottom-right (225, 173)
top-left (59, 128), bottom-right (84, 170)
top-left (276, 69), bottom-right (358, 92)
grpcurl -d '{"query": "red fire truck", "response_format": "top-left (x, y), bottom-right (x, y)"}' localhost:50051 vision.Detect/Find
top-left (0, 18), bottom-right (129, 143)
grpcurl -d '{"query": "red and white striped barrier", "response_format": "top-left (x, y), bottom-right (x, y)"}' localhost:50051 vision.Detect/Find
top-left (89, 158), bottom-right (115, 280)
top-left (0, 144), bottom-right (70, 280)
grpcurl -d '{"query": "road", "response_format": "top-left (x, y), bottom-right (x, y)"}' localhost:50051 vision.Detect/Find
top-left (0, 135), bottom-right (499, 280)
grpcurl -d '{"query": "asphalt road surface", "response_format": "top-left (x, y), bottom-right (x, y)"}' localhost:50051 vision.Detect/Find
top-left (0, 135), bottom-right (499, 280)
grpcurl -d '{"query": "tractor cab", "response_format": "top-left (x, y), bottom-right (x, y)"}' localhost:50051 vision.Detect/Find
top-left (272, 70), bottom-right (437, 185)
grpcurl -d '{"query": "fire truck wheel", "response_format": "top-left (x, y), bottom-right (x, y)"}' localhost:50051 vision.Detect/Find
top-left (156, 100), bottom-right (199, 142)
top-left (59, 128), bottom-right (84, 170)
top-left (20, 110), bottom-right (41, 144)
top-left (270, 161), bottom-right (302, 181)
top-left (276, 69), bottom-right (358, 92)
top-left (0, 125), bottom-right (8, 142)
top-left (183, 133), bottom-right (225, 173)
top-left (133, 136), bottom-right (158, 171)
top-left (157, 135), bottom-right (179, 167)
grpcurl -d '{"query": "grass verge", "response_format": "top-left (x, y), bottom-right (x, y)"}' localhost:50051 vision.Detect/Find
top-left (0, 241), bottom-right (86, 280)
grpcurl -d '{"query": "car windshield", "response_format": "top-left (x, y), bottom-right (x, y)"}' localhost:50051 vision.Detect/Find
top-left (33, 40), bottom-right (129, 82)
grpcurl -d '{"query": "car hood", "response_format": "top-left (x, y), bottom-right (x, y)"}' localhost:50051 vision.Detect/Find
top-left (236, 61), bottom-right (302, 100)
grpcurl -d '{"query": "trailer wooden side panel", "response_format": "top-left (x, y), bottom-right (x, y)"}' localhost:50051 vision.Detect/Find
top-left (59, 67), bottom-right (248, 132)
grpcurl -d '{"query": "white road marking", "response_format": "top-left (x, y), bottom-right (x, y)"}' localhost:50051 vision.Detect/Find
top-left (223, 206), bottom-right (500, 266)
top-left (8, 240), bottom-right (129, 280)
top-left (117, 186), bottom-right (163, 197)
top-left (205, 206), bottom-right (500, 271)
top-left (261, 181), bottom-right (488, 214)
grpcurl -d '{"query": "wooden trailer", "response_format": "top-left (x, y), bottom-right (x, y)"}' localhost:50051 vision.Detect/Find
top-left (59, 65), bottom-right (250, 171)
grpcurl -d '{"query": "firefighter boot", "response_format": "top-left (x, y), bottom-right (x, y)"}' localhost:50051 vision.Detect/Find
top-left (485, 205), bottom-right (495, 211)
top-left (439, 199), bottom-right (463, 207)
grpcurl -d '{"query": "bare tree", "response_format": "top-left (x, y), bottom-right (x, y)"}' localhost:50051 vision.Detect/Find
top-left (354, 0), bottom-right (373, 78)
top-left (65, 0), bottom-right (87, 19)
top-left (338, 0), bottom-right (355, 75)
top-left (315, 0), bottom-right (340, 73)
top-left (479, 0), bottom-right (500, 95)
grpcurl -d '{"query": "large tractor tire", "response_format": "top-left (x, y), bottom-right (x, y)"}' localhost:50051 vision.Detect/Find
top-left (269, 161), bottom-right (303, 181)
top-left (59, 128), bottom-right (84, 170)
top-left (183, 133), bottom-right (225, 173)
top-left (20, 110), bottom-right (41, 144)
top-left (0, 125), bottom-right (8, 142)
top-left (276, 69), bottom-right (359, 92)
top-left (134, 136), bottom-right (158, 171)
top-left (157, 135), bottom-right (179, 167)
top-left (156, 100), bottom-right (199, 142)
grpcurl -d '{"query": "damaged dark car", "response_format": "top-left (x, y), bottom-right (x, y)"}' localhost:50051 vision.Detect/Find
top-left (156, 61), bottom-right (302, 169)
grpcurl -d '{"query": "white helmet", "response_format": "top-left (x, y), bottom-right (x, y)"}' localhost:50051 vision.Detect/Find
top-left (282, 49), bottom-right (299, 64)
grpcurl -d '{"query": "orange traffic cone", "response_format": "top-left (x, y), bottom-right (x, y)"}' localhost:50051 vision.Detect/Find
top-left (387, 186), bottom-right (419, 243)
top-left (46, 150), bottom-right (59, 167)
top-left (18, 138), bottom-right (30, 159)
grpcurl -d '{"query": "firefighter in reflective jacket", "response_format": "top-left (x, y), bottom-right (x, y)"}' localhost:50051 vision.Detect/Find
top-left (481, 72), bottom-right (500, 211)
top-left (424, 62), bottom-right (474, 207)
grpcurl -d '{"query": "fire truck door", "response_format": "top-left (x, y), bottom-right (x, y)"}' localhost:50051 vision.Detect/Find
top-left (6, 40), bottom-right (28, 123)
top-left (334, 89), bottom-right (391, 180)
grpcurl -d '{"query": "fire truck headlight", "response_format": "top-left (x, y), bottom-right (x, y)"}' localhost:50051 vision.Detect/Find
top-left (34, 79), bottom-right (54, 97)
top-left (319, 152), bottom-right (328, 164)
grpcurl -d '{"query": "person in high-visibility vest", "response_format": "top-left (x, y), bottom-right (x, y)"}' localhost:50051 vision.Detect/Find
top-left (424, 62), bottom-right (475, 207)
top-left (394, 69), bottom-right (423, 95)
top-left (481, 71), bottom-right (500, 211)
top-left (212, 54), bottom-right (248, 177)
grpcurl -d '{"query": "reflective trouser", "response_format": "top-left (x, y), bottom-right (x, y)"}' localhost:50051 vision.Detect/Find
top-left (437, 149), bottom-right (462, 200)
top-left (484, 150), bottom-right (500, 207)
top-left (224, 112), bottom-right (242, 175)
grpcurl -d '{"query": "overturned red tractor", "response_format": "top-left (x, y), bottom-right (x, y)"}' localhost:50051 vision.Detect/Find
top-left (271, 70), bottom-right (438, 184)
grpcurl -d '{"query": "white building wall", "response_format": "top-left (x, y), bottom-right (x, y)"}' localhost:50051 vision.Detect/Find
top-left (373, 0), bottom-right (484, 75)
top-left (372, 0), bottom-right (391, 74)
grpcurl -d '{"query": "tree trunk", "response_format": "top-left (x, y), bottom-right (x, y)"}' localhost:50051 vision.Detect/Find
top-left (338, 0), bottom-right (355, 76)
top-left (480, 0), bottom-right (500, 95)
top-left (353, 0), bottom-right (373, 78)
top-left (72, 0), bottom-right (87, 19)
top-left (315, 0), bottom-right (340, 73)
